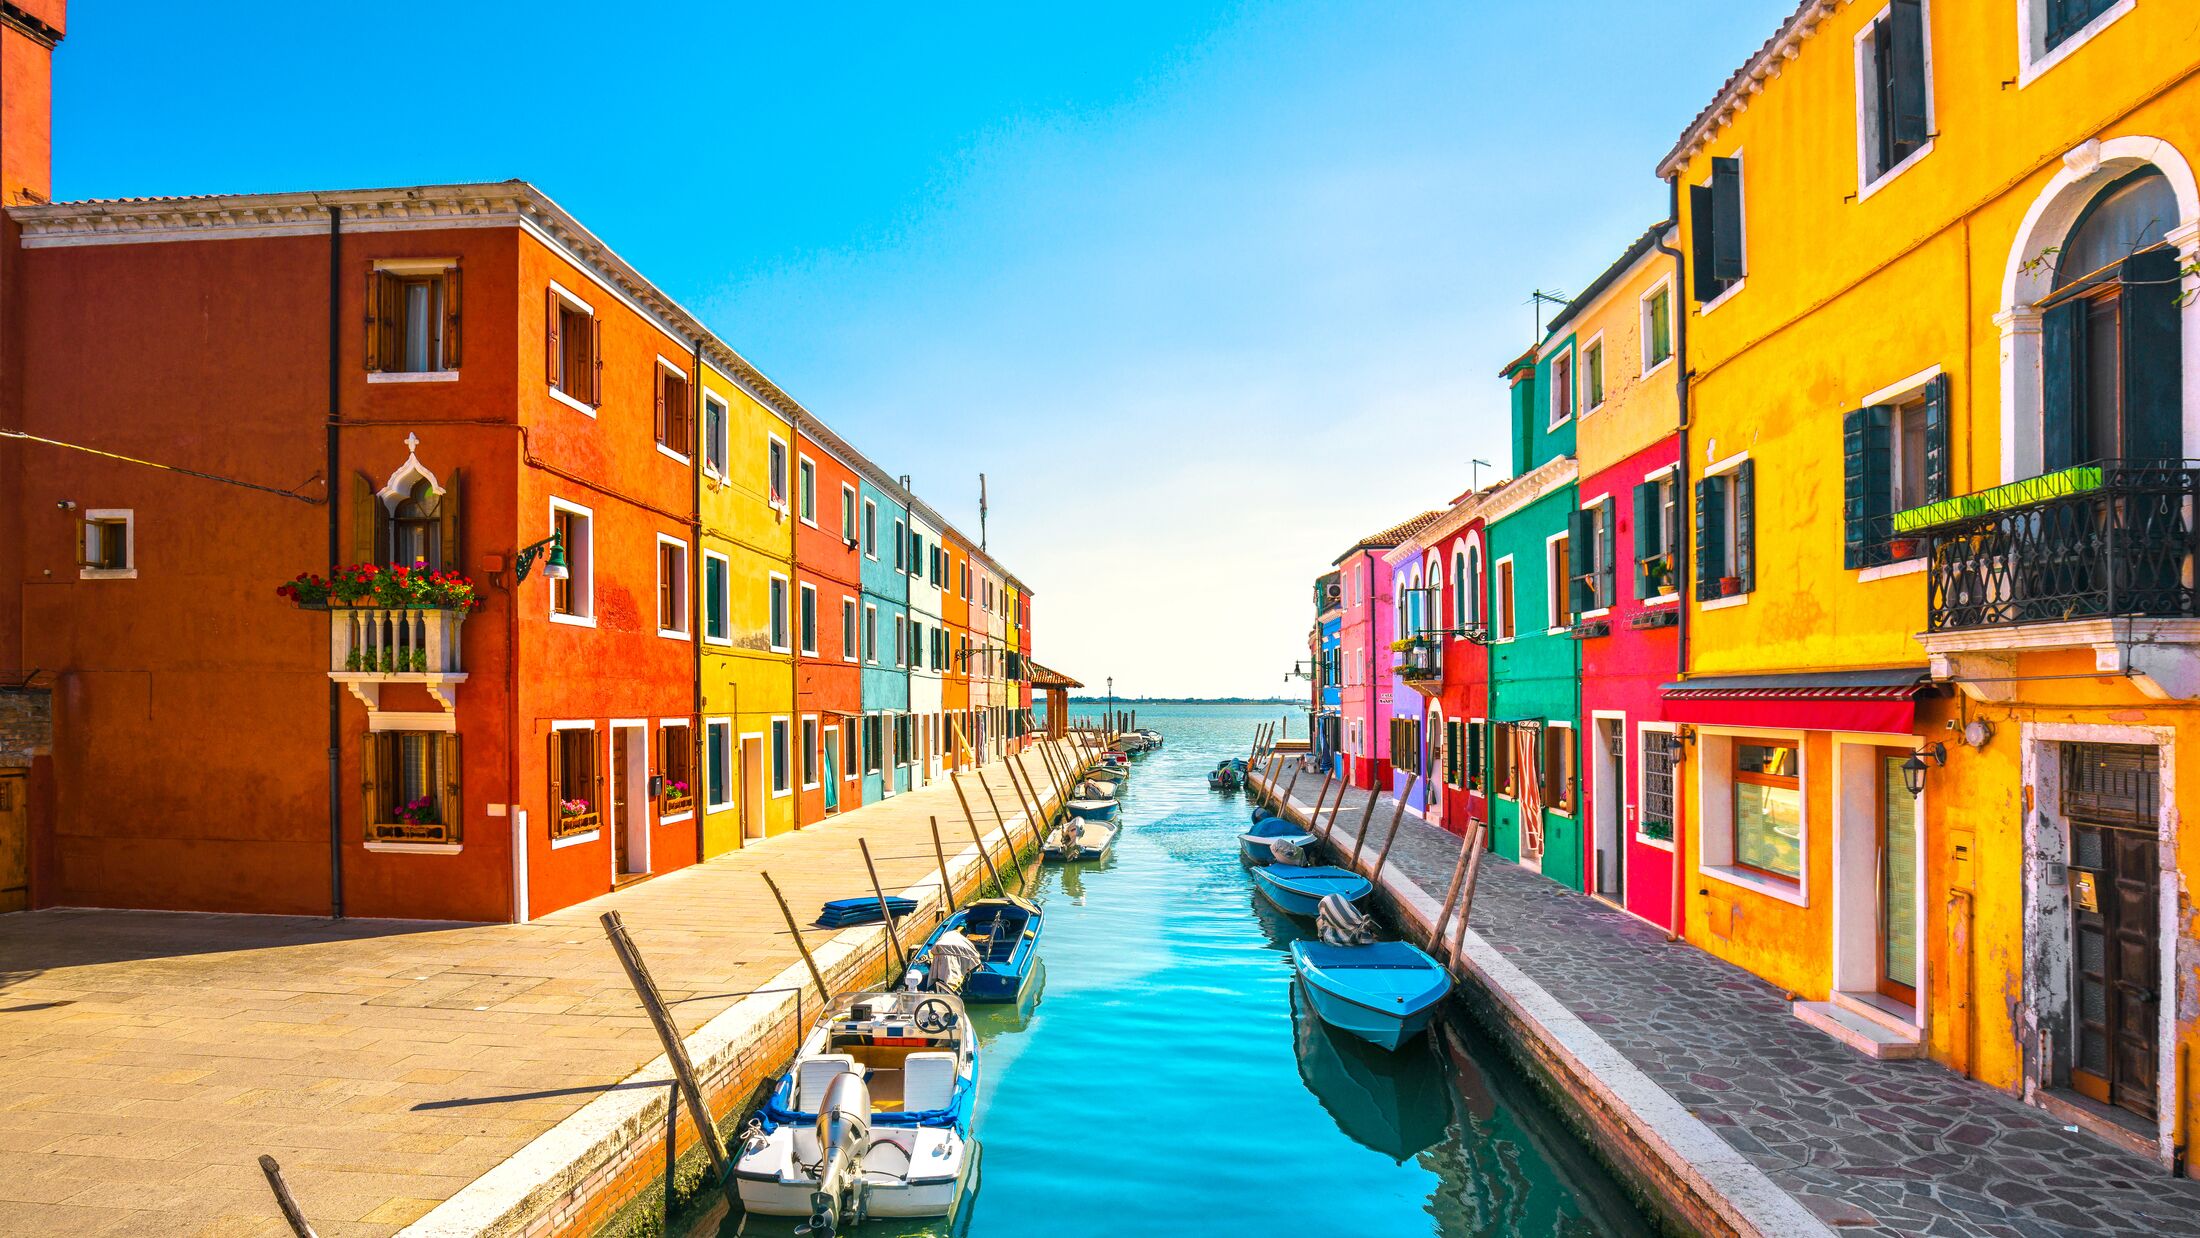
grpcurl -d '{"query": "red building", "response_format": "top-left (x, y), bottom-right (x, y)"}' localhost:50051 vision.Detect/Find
top-left (794, 427), bottom-right (867, 823)
top-left (1426, 503), bottom-right (1494, 838)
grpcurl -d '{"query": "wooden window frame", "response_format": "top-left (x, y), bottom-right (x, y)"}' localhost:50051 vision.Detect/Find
top-left (548, 722), bottom-right (600, 842)
top-left (77, 508), bottom-right (134, 579)
top-left (548, 499), bottom-right (594, 626)
top-left (659, 722), bottom-right (695, 819)
top-left (654, 359), bottom-right (693, 463)
top-left (655, 534), bottom-right (690, 638)
top-left (1731, 740), bottom-right (1803, 882)
top-left (366, 260), bottom-right (460, 377)
top-left (365, 728), bottom-right (462, 846)
top-left (545, 282), bottom-right (600, 412)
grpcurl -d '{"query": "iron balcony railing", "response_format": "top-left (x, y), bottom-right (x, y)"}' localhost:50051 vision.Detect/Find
top-left (1395, 636), bottom-right (1442, 682)
top-left (1897, 461), bottom-right (2200, 633)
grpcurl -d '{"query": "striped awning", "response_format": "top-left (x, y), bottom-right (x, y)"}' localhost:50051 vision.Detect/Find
top-left (1660, 668), bottom-right (1931, 733)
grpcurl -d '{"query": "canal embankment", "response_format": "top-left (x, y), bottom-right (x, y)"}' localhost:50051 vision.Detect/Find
top-left (1249, 764), bottom-right (2200, 1238)
top-left (0, 738), bottom-right (1096, 1238)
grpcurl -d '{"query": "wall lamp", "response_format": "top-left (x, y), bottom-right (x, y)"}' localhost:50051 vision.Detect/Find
top-left (515, 531), bottom-right (569, 584)
top-left (1901, 742), bottom-right (1948, 798)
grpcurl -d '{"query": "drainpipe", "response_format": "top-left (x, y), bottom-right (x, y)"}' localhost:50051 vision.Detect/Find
top-left (1654, 177), bottom-right (1691, 942)
top-left (325, 206), bottom-right (345, 920)
top-left (691, 338), bottom-right (704, 862)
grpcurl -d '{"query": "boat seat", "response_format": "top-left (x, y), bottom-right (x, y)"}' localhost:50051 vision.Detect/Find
top-left (796, 1054), bottom-right (857, 1112)
top-left (901, 1051), bottom-right (958, 1113)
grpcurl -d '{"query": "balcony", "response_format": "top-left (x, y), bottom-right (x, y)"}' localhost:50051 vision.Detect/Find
top-left (1394, 636), bottom-right (1443, 691)
top-left (1901, 462), bottom-right (2200, 699)
top-left (329, 606), bottom-right (469, 710)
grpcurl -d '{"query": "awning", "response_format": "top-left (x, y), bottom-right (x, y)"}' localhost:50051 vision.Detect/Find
top-left (1660, 668), bottom-right (1931, 734)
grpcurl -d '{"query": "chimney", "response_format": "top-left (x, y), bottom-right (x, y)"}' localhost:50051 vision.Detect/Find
top-left (1, 2), bottom-right (66, 208)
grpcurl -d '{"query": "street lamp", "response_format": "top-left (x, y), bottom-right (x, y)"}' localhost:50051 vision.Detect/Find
top-left (1900, 742), bottom-right (1947, 797)
top-left (515, 531), bottom-right (569, 583)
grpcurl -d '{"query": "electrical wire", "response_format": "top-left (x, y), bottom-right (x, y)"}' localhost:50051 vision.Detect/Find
top-left (1, 427), bottom-right (325, 503)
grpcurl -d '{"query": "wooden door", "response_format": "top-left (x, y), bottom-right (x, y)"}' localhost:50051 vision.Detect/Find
top-left (1875, 753), bottom-right (1919, 1005)
top-left (742, 739), bottom-right (765, 839)
top-left (611, 733), bottom-right (632, 873)
top-left (2064, 743), bottom-right (2160, 1121)
top-left (0, 771), bottom-right (26, 913)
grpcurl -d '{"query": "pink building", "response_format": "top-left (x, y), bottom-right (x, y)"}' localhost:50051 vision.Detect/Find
top-left (1332, 512), bottom-right (1440, 790)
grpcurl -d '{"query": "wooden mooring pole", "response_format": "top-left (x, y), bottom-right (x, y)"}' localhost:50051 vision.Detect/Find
top-left (1365, 775), bottom-right (1420, 880)
top-left (1345, 776), bottom-right (1386, 868)
top-left (928, 817), bottom-right (959, 914)
top-left (1428, 823), bottom-right (1479, 956)
top-left (759, 872), bottom-right (833, 1005)
top-left (599, 910), bottom-right (739, 1206)
top-left (951, 774), bottom-right (1003, 890)
top-left (257, 1156), bottom-right (320, 1238)
top-left (856, 838), bottom-right (906, 974)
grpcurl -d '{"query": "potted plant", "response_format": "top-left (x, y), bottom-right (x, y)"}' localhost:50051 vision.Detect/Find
top-left (1885, 536), bottom-right (1922, 560)
top-left (1718, 575), bottom-right (1744, 596)
top-left (393, 795), bottom-right (439, 826)
top-left (560, 798), bottom-right (591, 820)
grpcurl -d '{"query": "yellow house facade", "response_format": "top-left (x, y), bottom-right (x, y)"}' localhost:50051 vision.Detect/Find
top-left (1663, 0), bottom-right (2200, 1165)
top-left (697, 361), bottom-right (797, 851)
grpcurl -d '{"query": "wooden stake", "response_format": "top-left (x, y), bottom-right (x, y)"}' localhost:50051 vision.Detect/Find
top-left (928, 817), bottom-right (958, 914)
top-left (759, 872), bottom-right (833, 1005)
top-left (1306, 771), bottom-right (1335, 835)
top-left (1346, 774), bottom-right (1388, 868)
top-left (600, 910), bottom-right (739, 1204)
top-left (1451, 823), bottom-right (1491, 963)
top-left (857, 838), bottom-right (905, 973)
top-left (257, 1156), bottom-right (320, 1238)
top-left (951, 772), bottom-right (1002, 890)
top-left (1367, 774), bottom-right (1419, 880)
top-left (1428, 823), bottom-right (1478, 952)
top-left (1276, 765), bottom-right (1302, 819)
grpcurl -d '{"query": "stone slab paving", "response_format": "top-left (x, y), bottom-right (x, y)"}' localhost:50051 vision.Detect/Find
top-left (0, 743), bottom-right (1080, 1238)
top-left (1267, 770), bottom-right (2200, 1238)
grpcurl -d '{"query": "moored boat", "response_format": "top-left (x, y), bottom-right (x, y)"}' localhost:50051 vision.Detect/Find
top-left (1252, 862), bottom-right (1373, 919)
top-left (904, 897), bottom-right (1041, 1003)
top-left (734, 987), bottom-right (980, 1230)
top-left (1288, 897), bottom-right (1451, 1051)
top-left (1239, 815), bottom-right (1317, 865)
top-left (1043, 815), bottom-right (1116, 861)
top-left (1066, 796), bottom-right (1120, 821)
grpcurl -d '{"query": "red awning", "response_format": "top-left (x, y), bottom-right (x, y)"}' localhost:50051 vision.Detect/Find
top-left (1660, 669), bottom-right (1930, 735)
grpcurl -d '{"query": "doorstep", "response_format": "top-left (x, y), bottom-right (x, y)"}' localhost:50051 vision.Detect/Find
top-left (2033, 1087), bottom-right (2164, 1164)
top-left (1792, 997), bottom-right (1924, 1060)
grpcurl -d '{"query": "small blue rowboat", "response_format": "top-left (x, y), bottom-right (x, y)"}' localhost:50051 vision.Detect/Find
top-left (1066, 797), bottom-right (1119, 821)
top-left (1290, 939), bottom-right (1452, 1051)
top-left (1251, 863), bottom-right (1372, 918)
top-left (1239, 816), bottom-right (1317, 866)
top-left (905, 896), bottom-right (1041, 1002)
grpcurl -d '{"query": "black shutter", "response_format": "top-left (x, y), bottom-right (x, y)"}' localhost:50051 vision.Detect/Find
top-left (1568, 508), bottom-right (1594, 615)
top-left (1597, 504), bottom-right (1616, 608)
top-left (1843, 407), bottom-right (1893, 568)
top-left (2043, 298), bottom-right (2086, 470)
top-left (1734, 460), bottom-right (1757, 592)
top-left (1710, 157), bottom-right (1745, 283)
top-left (1922, 373), bottom-right (1951, 501)
top-left (2121, 247), bottom-right (2184, 464)
top-left (1888, 0), bottom-right (1928, 149)
top-left (1694, 476), bottom-right (1727, 599)
top-left (1689, 184), bottom-right (1720, 302)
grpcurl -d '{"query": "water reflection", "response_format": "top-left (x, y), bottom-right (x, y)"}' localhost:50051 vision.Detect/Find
top-left (1291, 983), bottom-right (1454, 1164)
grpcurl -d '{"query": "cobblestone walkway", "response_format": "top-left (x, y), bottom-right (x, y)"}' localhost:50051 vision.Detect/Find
top-left (1267, 772), bottom-right (2200, 1238)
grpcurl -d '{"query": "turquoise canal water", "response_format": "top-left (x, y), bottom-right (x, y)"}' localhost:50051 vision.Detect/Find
top-left (696, 702), bottom-right (1654, 1237)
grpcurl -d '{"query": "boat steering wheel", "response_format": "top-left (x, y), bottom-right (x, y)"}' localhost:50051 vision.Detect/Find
top-left (912, 997), bottom-right (957, 1033)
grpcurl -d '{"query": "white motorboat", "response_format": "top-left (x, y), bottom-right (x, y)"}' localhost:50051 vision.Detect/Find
top-left (735, 987), bottom-right (980, 1231)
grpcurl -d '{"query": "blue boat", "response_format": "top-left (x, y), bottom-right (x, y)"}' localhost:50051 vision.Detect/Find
top-left (1290, 939), bottom-right (1452, 1051)
top-left (905, 896), bottom-right (1042, 1003)
top-left (1065, 796), bottom-right (1119, 821)
top-left (1251, 863), bottom-right (1372, 917)
top-left (1238, 816), bottom-right (1317, 866)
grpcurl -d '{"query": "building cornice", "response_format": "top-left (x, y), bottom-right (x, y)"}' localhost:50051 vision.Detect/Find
top-left (1655, 0), bottom-right (1846, 179)
top-left (1479, 455), bottom-right (1579, 526)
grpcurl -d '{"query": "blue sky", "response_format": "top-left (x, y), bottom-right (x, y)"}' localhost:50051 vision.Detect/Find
top-left (59, 1), bottom-right (1786, 701)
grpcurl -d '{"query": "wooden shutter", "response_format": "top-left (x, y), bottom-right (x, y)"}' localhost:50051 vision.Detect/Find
top-left (1597, 505), bottom-right (1616, 609)
top-left (653, 370), bottom-right (668, 445)
top-left (354, 471), bottom-right (390, 564)
top-left (1922, 373), bottom-right (1951, 502)
top-left (1710, 157), bottom-right (1744, 283)
top-left (547, 729), bottom-right (563, 816)
top-left (441, 733), bottom-right (463, 844)
top-left (438, 468), bottom-right (463, 574)
top-left (442, 267), bottom-right (462, 369)
top-left (546, 291), bottom-right (562, 388)
top-left (1734, 460), bottom-right (1756, 592)
top-left (1888, 0), bottom-right (1928, 148)
top-left (2042, 299), bottom-right (2085, 471)
top-left (590, 316), bottom-right (605, 407)
top-left (362, 731), bottom-right (382, 835)
top-left (1694, 476), bottom-right (1726, 598)
top-left (364, 269), bottom-right (385, 372)
top-left (1843, 407), bottom-right (1892, 568)
top-left (1689, 184), bottom-right (1721, 302)
top-left (2121, 247), bottom-right (2184, 463)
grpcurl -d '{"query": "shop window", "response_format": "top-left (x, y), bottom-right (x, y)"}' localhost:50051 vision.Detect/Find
top-left (1733, 741), bottom-right (1802, 881)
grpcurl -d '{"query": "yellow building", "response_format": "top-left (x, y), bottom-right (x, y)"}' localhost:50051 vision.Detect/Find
top-left (697, 358), bottom-right (797, 851)
top-left (1662, 0), bottom-right (2199, 1165)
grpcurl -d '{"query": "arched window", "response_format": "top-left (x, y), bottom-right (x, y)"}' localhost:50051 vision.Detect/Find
top-left (1452, 546), bottom-right (1469, 630)
top-left (1407, 568), bottom-right (1424, 636)
top-left (391, 479), bottom-right (445, 570)
top-left (1465, 541), bottom-right (1484, 629)
top-left (2041, 169), bottom-right (2183, 466)
top-left (1426, 559), bottom-right (1443, 635)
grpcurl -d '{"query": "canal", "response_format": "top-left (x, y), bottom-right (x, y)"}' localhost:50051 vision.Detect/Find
top-left (693, 702), bottom-right (1655, 1237)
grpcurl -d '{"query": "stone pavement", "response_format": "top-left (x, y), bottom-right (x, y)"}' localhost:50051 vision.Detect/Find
top-left (1263, 770), bottom-right (2200, 1238)
top-left (0, 742), bottom-right (1079, 1238)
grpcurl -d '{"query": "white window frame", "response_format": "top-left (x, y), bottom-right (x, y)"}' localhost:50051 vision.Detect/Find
top-left (1701, 450), bottom-right (1753, 611)
top-left (657, 715), bottom-right (695, 825)
top-left (1548, 347), bottom-right (1575, 430)
top-left (546, 281), bottom-right (597, 418)
top-left (1856, 363), bottom-right (1947, 582)
top-left (840, 483), bottom-right (859, 544)
top-left (801, 714), bottom-right (821, 791)
top-left (549, 719), bottom-right (600, 848)
top-left (842, 596), bottom-right (860, 663)
top-left (1493, 554), bottom-right (1517, 642)
top-left (1578, 495), bottom-right (1613, 620)
top-left (704, 718), bottom-right (734, 813)
top-left (865, 603), bottom-right (879, 664)
top-left (1853, 0), bottom-right (1938, 201)
top-left (654, 356), bottom-right (693, 467)
top-left (1579, 331), bottom-right (1607, 414)
top-left (1640, 277), bottom-right (1676, 379)
top-left (797, 455), bottom-right (818, 527)
top-left (1641, 463), bottom-right (1684, 606)
top-left (367, 258), bottom-right (460, 381)
top-left (1545, 531), bottom-right (1572, 635)
top-left (1636, 721), bottom-right (1680, 852)
top-left (702, 550), bottom-right (731, 645)
top-left (2016, 0), bottom-right (2133, 89)
top-left (548, 497), bottom-right (596, 627)
top-left (766, 433), bottom-right (790, 512)
top-left (654, 533), bottom-right (690, 638)
top-left (1694, 725), bottom-right (1810, 906)
top-left (863, 499), bottom-right (879, 560)
top-left (798, 582), bottom-right (819, 656)
top-left (767, 571), bottom-right (791, 654)
top-left (770, 717), bottom-right (792, 798)
top-left (78, 507), bottom-right (135, 580)
top-left (1696, 152), bottom-right (1748, 316)
top-left (894, 614), bottom-right (907, 668)
top-left (701, 393), bottom-right (729, 480)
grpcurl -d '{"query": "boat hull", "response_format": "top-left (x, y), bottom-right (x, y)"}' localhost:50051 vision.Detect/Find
top-left (1252, 864), bottom-right (1373, 918)
top-left (735, 1129), bottom-right (975, 1218)
top-left (1066, 798), bottom-right (1119, 821)
top-left (1238, 830), bottom-right (1316, 866)
top-left (1289, 941), bottom-right (1451, 1052)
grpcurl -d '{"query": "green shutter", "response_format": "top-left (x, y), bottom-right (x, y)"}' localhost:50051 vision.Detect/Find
top-left (1568, 508), bottom-right (1594, 616)
top-left (1922, 373), bottom-right (1952, 502)
top-left (1735, 460), bottom-right (1757, 593)
top-left (1694, 476), bottom-right (1726, 599)
top-left (2121, 247), bottom-right (2185, 463)
top-left (1843, 406), bottom-right (1893, 568)
top-left (2043, 299), bottom-right (2085, 471)
top-left (1597, 504), bottom-right (1616, 609)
